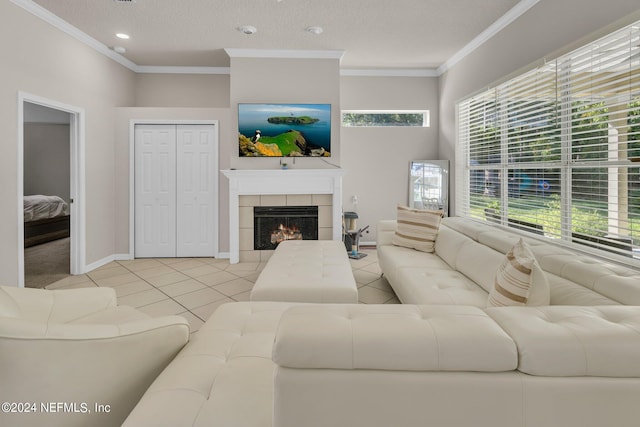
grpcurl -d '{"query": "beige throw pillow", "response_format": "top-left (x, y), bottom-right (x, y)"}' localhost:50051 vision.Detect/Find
top-left (487, 238), bottom-right (547, 307)
top-left (392, 205), bottom-right (443, 253)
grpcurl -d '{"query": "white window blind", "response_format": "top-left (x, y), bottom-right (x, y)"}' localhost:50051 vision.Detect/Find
top-left (457, 20), bottom-right (640, 261)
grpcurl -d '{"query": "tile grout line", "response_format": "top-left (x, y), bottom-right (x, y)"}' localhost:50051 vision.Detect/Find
top-left (47, 250), bottom-right (396, 326)
top-left (120, 260), bottom-right (226, 321)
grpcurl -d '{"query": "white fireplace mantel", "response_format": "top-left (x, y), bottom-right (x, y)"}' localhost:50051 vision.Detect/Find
top-left (222, 168), bottom-right (346, 263)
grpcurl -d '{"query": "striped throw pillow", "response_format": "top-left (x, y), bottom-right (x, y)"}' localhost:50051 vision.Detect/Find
top-left (392, 205), bottom-right (443, 253)
top-left (487, 238), bottom-right (536, 307)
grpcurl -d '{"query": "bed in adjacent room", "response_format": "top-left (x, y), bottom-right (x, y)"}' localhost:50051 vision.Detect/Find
top-left (23, 195), bottom-right (70, 247)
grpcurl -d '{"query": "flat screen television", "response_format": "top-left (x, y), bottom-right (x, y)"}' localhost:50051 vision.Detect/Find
top-left (238, 103), bottom-right (331, 157)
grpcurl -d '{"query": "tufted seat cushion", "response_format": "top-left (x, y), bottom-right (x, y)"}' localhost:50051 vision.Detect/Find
top-left (486, 306), bottom-right (640, 377)
top-left (274, 304), bottom-right (517, 372)
top-left (122, 302), bottom-right (298, 427)
top-left (377, 244), bottom-right (453, 298)
top-left (394, 267), bottom-right (488, 306)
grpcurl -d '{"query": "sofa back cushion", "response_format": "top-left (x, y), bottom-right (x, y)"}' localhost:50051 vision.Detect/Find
top-left (487, 306), bottom-right (640, 377)
top-left (376, 220), bottom-right (398, 247)
top-left (456, 241), bottom-right (505, 293)
top-left (434, 225), bottom-right (473, 269)
top-left (528, 263), bottom-right (551, 306)
top-left (547, 272), bottom-right (617, 305)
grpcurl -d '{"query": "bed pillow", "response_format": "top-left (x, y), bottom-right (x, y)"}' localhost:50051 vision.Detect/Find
top-left (487, 238), bottom-right (549, 307)
top-left (392, 205), bottom-right (443, 253)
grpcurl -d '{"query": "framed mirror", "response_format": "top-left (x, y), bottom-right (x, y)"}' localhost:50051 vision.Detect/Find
top-left (409, 160), bottom-right (449, 216)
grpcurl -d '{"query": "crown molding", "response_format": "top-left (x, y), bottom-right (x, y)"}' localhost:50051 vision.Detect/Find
top-left (135, 66), bottom-right (231, 75)
top-left (13, 0), bottom-right (539, 77)
top-left (341, 68), bottom-right (438, 77)
top-left (437, 0), bottom-right (540, 76)
top-left (224, 48), bottom-right (345, 61)
top-left (10, 0), bottom-right (138, 71)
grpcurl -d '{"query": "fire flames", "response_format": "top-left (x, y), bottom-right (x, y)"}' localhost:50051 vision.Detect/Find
top-left (271, 224), bottom-right (303, 244)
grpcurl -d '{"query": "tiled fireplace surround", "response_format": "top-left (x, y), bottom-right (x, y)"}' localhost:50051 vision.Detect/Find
top-left (239, 194), bottom-right (333, 262)
top-left (222, 169), bottom-right (346, 264)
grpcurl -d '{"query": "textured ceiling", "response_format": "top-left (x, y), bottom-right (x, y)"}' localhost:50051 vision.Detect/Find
top-left (32, 0), bottom-right (521, 69)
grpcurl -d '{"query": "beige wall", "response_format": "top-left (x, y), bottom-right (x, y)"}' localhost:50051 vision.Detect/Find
top-left (0, 1), bottom-right (135, 285)
top-left (438, 0), bottom-right (640, 215)
top-left (341, 76), bottom-right (440, 243)
top-left (135, 74), bottom-right (230, 108)
top-left (23, 123), bottom-right (70, 202)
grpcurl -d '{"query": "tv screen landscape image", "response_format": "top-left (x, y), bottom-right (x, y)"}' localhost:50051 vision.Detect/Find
top-left (238, 103), bottom-right (331, 157)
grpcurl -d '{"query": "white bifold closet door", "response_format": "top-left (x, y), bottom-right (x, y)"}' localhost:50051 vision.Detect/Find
top-left (135, 124), bottom-right (216, 258)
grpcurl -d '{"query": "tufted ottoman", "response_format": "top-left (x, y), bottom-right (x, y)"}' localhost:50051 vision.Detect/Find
top-left (250, 240), bottom-right (358, 303)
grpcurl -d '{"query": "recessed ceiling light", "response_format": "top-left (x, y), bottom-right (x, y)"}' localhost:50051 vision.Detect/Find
top-left (113, 46), bottom-right (126, 53)
top-left (306, 26), bottom-right (323, 35)
top-left (116, 33), bottom-right (130, 39)
top-left (237, 25), bottom-right (257, 35)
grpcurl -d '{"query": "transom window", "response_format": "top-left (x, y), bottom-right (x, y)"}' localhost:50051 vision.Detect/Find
top-left (457, 20), bottom-right (640, 262)
top-left (341, 110), bottom-right (429, 127)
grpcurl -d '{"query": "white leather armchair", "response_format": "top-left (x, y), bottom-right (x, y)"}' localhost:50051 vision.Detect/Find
top-left (0, 285), bottom-right (190, 427)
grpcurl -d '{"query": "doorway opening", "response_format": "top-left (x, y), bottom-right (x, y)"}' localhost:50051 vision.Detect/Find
top-left (18, 93), bottom-right (85, 288)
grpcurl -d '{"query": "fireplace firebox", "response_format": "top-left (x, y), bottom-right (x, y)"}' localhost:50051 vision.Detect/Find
top-left (254, 206), bottom-right (318, 250)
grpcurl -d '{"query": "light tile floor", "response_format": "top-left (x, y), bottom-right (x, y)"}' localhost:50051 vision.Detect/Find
top-left (46, 248), bottom-right (399, 334)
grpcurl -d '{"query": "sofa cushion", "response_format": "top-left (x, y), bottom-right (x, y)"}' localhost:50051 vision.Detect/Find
top-left (376, 220), bottom-right (398, 246)
top-left (274, 305), bottom-right (517, 372)
top-left (434, 225), bottom-right (473, 269)
top-left (548, 273), bottom-right (617, 306)
top-left (531, 245), bottom-right (640, 305)
top-left (441, 216), bottom-right (488, 240)
top-left (486, 306), bottom-right (640, 377)
top-left (377, 244), bottom-right (450, 287)
top-left (455, 241), bottom-right (505, 293)
top-left (476, 229), bottom-right (520, 254)
top-left (394, 268), bottom-right (488, 306)
top-left (123, 302), bottom-right (297, 427)
top-left (392, 205), bottom-right (442, 253)
top-left (528, 263), bottom-right (551, 306)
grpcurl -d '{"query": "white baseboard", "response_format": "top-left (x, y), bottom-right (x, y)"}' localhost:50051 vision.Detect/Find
top-left (216, 252), bottom-right (230, 259)
top-left (84, 253), bottom-right (132, 274)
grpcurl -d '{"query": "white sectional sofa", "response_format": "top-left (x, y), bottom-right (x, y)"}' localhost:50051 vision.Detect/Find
top-left (377, 216), bottom-right (640, 306)
top-left (273, 304), bottom-right (640, 427)
top-left (124, 301), bottom-right (640, 427)
top-left (121, 216), bottom-right (640, 427)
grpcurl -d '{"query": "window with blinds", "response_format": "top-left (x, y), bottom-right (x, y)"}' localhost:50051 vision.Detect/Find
top-left (457, 20), bottom-right (640, 260)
